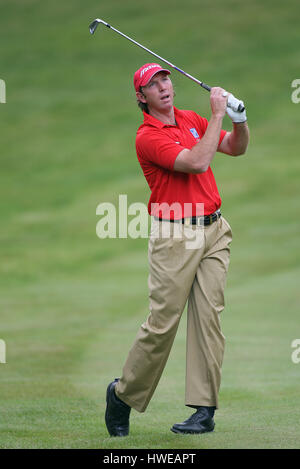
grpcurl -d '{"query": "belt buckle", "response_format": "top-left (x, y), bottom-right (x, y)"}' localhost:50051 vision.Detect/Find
top-left (209, 214), bottom-right (213, 224)
top-left (184, 218), bottom-right (191, 226)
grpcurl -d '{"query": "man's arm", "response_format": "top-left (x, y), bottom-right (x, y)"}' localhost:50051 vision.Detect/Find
top-left (174, 88), bottom-right (249, 173)
top-left (174, 87), bottom-right (228, 174)
top-left (218, 122), bottom-right (249, 156)
top-left (174, 115), bottom-right (223, 174)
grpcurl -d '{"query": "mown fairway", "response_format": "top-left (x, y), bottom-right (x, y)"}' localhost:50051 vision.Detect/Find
top-left (1, 0), bottom-right (300, 449)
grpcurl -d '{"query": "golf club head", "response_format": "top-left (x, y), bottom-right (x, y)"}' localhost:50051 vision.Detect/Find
top-left (89, 18), bottom-right (109, 35)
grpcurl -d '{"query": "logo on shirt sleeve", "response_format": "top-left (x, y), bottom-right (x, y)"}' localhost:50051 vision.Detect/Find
top-left (189, 128), bottom-right (200, 139)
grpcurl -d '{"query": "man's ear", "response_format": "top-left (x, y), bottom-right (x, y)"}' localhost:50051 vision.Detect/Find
top-left (136, 90), bottom-right (146, 103)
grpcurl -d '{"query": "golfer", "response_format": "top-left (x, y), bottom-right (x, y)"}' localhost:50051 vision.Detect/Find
top-left (105, 63), bottom-right (249, 436)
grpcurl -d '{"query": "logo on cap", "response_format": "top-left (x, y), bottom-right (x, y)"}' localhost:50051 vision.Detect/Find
top-left (140, 64), bottom-right (160, 78)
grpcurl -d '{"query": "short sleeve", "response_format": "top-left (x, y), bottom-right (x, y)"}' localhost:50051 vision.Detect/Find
top-left (136, 130), bottom-right (185, 171)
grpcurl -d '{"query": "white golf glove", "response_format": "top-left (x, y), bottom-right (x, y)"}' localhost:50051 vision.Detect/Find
top-left (226, 94), bottom-right (247, 123)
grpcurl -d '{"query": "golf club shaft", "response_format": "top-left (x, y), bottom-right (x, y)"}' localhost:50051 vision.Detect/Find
top-left (90, 19), bottom-right (211, 92)
top-left (89, 19), bottom-right (245, 112)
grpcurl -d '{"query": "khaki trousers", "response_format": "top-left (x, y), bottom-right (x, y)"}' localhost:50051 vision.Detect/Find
top-left (115, 216), bottom-right (233, 412)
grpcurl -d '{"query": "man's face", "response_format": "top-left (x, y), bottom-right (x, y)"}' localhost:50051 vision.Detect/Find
top-left (137, 72), bottom-right (174, 112)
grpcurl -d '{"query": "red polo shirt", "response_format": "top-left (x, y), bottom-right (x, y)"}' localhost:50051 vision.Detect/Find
top-left (135, 107), bottom-right (226, 219)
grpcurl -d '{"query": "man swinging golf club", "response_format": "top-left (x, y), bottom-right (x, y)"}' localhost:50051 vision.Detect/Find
top-left (105, 62), bottom-right (249, 436)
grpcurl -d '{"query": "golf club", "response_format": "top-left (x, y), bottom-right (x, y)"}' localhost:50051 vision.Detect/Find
top-left (89, 18), bottom-right (245, 113)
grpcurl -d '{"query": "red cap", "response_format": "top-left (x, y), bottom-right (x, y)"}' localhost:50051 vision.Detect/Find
top-left (133, 63), bottom-right (171, 92)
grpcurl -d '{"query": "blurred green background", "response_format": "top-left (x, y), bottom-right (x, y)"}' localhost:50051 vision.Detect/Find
top-left (1, 0), bottom-right (300, 449)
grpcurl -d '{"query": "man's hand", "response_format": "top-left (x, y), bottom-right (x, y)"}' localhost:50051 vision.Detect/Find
top-left (226, 97), bottom-right (247, 123)
top-left (210, 87), bottom-right (228, 119)
top-left (211, 88), bottom-right (247, 123)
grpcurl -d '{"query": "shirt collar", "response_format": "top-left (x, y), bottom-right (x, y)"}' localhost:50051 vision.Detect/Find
top-left (142, 107), bottom-right (182, 129)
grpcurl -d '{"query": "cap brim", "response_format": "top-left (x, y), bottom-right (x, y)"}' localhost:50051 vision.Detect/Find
top-left (140, 68), bottom-right (171, 87)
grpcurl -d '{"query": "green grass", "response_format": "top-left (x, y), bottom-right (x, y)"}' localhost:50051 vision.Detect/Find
top-left (1, 0), bottom-right (300, 449)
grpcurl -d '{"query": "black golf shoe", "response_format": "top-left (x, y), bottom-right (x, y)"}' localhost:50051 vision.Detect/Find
top-left (105, 378), bottom-right (131, 437)
top-left (171, 407), bottom-right (215, 434)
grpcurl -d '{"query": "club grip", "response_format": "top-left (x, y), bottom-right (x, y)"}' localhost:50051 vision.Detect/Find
top-left (227, 93), bottom-right (245, 113)
top-left (202, 85), bottom-right (245, 113)
top-left (201, 82), bottom-right (211, 92)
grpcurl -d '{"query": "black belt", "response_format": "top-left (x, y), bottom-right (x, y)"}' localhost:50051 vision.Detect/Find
top-left (155, 209), bottom-right (221, 226)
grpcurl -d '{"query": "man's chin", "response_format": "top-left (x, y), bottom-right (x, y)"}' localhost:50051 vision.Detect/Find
top-left (148, 100), bottom-right (174, 115)
top-left (159, 99), bottom-right (173, 111)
